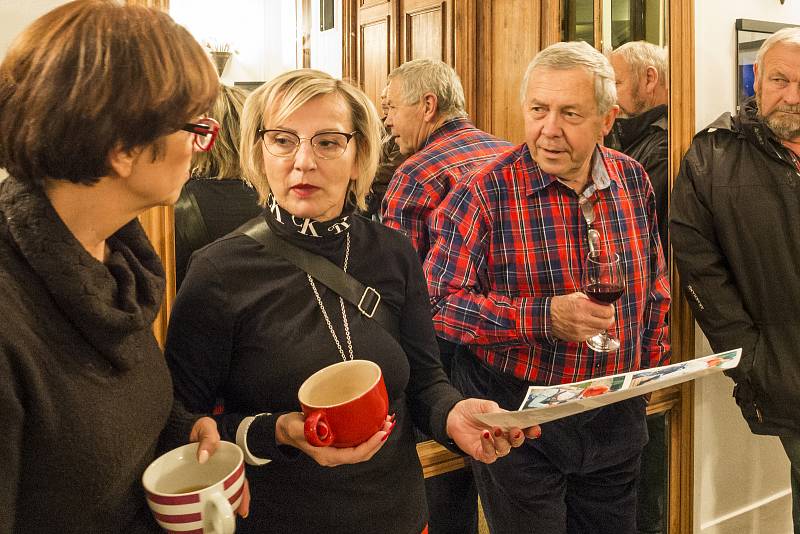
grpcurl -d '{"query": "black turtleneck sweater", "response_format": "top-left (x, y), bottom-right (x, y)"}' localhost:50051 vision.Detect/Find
top-left (165, 199), bottom-right (463, 534)
top-left (0, 176), bottom-right (178, 533)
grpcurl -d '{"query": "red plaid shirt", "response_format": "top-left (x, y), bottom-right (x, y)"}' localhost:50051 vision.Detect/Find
top-left (381, 117), bottom-right (511, 262)
top-left (425, 144), bottom-right (670, 384)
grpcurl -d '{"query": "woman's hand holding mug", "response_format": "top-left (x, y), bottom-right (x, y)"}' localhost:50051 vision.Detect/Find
top-left (275, 360), bottom-right (396, 467)
top-left (445, 398), bottom-right (541, 464)
top-left (190, 417), bottom-right (250, 518)
top-left (275, 411), bottom-right (395, 467)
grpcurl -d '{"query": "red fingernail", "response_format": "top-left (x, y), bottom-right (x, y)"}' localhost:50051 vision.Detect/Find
top-left (514, 431), bottom-right (523, 440)
top-left (483, 430), bottom-right (491, 440)
top-left (381, 422), bottom-right (397, 442)
top-left (494, 428), bottom-right (502, 437)
top-left (534, 427), bottom-right (542, 439)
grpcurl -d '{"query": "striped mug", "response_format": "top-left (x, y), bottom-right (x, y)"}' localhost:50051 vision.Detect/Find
top-left (142, 441), bottom-right (245, 534)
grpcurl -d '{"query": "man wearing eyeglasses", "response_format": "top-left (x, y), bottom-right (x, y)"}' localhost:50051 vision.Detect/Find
top-left (424, 42), bottom-right (670, 534)
top-left (380, 59), bottom-right (511, 534)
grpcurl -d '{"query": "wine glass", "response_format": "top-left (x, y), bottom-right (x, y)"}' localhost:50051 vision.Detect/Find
top-left (583, 251), bottom-right (624, 352)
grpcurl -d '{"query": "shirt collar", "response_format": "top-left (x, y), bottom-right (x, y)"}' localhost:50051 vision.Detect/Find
top-left (421, 116), bottom-right (473, 150)
top-left (522, 144), bottom-right (622, 197)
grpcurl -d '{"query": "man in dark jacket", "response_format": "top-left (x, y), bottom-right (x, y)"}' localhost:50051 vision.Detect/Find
top-left (606, 41), bottom-right (669, 251)
top-left (364, 85), bottom-right (407, 218)
top-left (671, 28), bottom-right (800, 533)
top-left (606, 41), bottom-right (670, 534)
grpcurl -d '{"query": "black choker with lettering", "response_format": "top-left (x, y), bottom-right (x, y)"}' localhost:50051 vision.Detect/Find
top-left (265, 195), bottom-right (352, 239)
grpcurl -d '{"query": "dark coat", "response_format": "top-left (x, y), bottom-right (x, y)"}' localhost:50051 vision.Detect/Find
top-left (670, 98), bottom-right (800, 436)
top-left (0, 175), bottom-right (177, 533)
top-left (364, 132), bottom-right (407, 218)
top-left (606, 104), bottom-right (669, 251)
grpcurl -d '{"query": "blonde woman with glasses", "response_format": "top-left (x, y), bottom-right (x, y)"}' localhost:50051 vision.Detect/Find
top-left (165, 68), bottom-right (539, 534)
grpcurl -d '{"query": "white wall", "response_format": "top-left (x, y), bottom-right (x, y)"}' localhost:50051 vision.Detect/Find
top-left (0, 0), bottom-right (70, 182)
top-left (0, 0), bottom-right (67, 56)
top-left (170, 0), bottom-right (298, 86)
top-left (692, 2), bottom-right (800, 532)
top-left (308, 0), bottom-right (343, 78)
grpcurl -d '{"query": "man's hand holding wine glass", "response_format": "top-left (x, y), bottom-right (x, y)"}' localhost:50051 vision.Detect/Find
top-left (550, 291), bottom-right (616, 342)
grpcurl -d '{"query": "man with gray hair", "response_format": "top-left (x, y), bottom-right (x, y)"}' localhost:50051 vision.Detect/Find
top-left (607, 41), bottom-right (670, 534)
top-left (425, 41), bottom-right (670, 533)
top-left (672, 27), bottom-right (800, 532)
top-left (607, 41), bottom-right (669, 251)
top-left (381, 57), bottom-right (510, 534)
top-left (381, 58), bottom-right (510, 261)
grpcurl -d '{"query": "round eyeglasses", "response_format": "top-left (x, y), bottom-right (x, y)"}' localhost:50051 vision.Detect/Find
top-left (257, 129), bottom-right (357, 160)
top-left (181, 118), bottom-right (220, 152)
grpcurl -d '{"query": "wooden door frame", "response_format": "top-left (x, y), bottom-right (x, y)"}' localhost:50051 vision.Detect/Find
top-left (666, 1), bottom-right (696, 532)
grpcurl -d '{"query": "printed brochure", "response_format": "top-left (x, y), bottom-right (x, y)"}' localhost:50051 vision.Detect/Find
top-left (473, 348), bottom-right (741, 428)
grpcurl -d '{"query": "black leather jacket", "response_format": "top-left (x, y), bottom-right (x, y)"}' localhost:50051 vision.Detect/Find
top-left (671, 98), bottom-right (800, 436)
top-left (606, 104), bottom-right (669, 251)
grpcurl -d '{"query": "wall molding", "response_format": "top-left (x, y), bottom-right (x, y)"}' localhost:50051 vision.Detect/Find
top-left (699, 488), bottom-right (792, 530)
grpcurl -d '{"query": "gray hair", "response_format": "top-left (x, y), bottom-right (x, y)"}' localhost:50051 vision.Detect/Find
top-left (756, 27), bottom-right (800, 73)
top-left (609, 41), bottom-right (668, 89)
top-left (520, 41), bottom-right (617, 115)
top-left (387, 58), bottom-right (467, 119)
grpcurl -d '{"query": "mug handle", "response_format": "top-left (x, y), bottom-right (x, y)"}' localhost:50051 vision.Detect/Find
top-left (304, 410), bottom-right (335, 447)
top-left (204, 491), bottom-right (235, 534)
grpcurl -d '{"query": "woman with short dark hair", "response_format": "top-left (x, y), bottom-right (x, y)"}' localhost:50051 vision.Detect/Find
top-left (0, 1), bottom-right (243, 532)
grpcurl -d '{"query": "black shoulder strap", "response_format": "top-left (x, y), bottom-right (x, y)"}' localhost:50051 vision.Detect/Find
top-left (237, 216), bottom-right (400, 339)
top-left (174, 187), bottom-right (211, 254)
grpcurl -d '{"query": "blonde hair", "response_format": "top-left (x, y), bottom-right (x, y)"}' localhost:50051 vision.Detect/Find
top-left (192, 84), bottom-right (247, 179)
top-left (240, 69), bottom-right (382, 211)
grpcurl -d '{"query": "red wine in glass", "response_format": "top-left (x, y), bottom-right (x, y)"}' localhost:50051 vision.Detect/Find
top-left (585, 282), bottom-right (624, 304)
top-left (583, 252), bottom-right (624, 352)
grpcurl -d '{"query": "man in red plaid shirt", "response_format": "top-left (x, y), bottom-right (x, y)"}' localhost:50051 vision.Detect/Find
top-left (381, 58), bottom-right (510, 534)
top-left (424, 41), bottom-right (670, 534)
top-left (381, 58), bottom-right (511, 263)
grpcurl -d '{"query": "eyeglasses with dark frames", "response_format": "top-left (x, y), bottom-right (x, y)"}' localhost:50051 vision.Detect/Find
top-left (182, 118), bottom-right (220, 152)
top-left (257, 129), bottom-right (357, 160)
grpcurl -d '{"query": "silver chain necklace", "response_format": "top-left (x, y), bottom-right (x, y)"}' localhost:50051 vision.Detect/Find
top-left (307, 232), bottom-right (354, 361)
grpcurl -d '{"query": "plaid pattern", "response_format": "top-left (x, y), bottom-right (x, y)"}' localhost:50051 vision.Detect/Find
top-left (381, 117), bottom-right (511, 262)
top-left (425, 143), bottom-right (670, 384)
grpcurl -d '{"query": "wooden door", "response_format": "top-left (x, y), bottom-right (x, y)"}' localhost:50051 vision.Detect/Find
top-left (400, 0), bottom-right (452, 64)
top-left (354, 0), bottom-right (396, 109)
top-left (474, 1), bottom-right (544, 143)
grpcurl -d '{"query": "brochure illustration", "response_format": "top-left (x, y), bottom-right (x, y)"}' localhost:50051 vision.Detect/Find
top-left (473, 348), bottom-right (741, 428)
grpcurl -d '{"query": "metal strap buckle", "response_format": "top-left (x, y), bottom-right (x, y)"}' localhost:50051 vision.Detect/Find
top-left (358, 286), bottom-right (381, 318)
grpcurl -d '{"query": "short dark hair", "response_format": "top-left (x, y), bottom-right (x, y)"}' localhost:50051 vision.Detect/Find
top-left (0, 0), bottom-right (219, 188)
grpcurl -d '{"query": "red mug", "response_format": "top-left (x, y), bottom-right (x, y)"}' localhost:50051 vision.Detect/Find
top-left (298, 359), bottom-right (389, 448)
